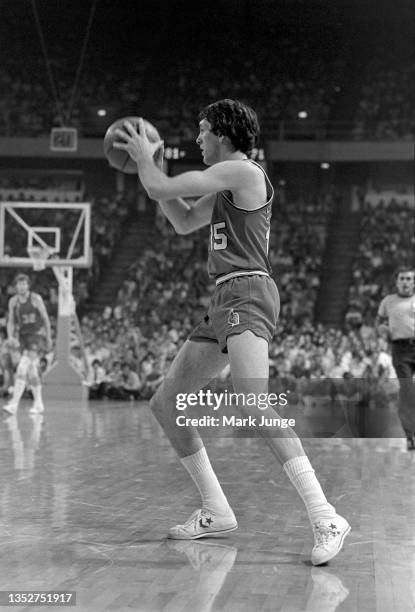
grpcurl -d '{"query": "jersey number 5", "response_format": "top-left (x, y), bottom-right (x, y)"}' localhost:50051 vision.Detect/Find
top-left (211, 222), bottom-right (227, 251)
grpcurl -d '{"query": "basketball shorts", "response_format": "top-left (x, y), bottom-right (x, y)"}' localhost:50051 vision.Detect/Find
top-left (19, 333), bottom-right (45, 353)
top-left (189, 275), bottom-right (280, 353)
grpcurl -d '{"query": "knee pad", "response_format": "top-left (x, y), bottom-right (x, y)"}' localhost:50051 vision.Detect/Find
top-left (16, 355), bottom-right (31, 380)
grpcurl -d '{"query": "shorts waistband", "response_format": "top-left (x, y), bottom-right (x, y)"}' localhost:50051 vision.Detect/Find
top-left (215, 270), bottom-right (270, 286)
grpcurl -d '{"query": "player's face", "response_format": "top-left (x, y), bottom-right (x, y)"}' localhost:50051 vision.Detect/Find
top-left (396, 272), bottom-right (415, 296)
top-left (196, 119), bottom-right (221, 165)
top-left (16, 280), bottom-right (29, 296)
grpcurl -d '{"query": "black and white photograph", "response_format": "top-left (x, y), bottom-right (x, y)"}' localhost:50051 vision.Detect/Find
top-left (0, 1), bottom-right (414, 610)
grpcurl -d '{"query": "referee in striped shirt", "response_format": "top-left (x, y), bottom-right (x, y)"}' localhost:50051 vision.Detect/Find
top-left (376, 266), bottom-right (415, 450)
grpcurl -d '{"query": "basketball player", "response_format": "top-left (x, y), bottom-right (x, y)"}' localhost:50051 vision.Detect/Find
top-left (376, 266), bottom-right (415, 450)
top-left (3, 274), bottom-right (52, 415)
top-left (114, 99), bottom-right (350, 565)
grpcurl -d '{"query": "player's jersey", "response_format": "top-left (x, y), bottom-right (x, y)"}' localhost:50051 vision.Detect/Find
top-left (378, 292), bottom-right (415, 340)
top-left (207, 160), bottom-right (274, 279)
top-left (11, 293), bottom-right (43, 336)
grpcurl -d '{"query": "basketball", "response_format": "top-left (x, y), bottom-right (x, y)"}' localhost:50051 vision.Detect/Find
top-left (103, 116), bottom-right (161, 174)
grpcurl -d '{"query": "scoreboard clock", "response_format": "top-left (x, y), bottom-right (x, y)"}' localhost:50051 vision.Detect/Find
top-left (50, 128), bottom-right (78, 152)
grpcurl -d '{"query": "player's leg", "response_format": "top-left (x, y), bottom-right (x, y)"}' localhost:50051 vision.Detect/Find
top-left (27, 350), bottom-right (44, 414)
top-left (227, 331), bottom-right (308, 462)
top-left (3, 353), bottom-right (30, 415)
top-left (150, 338), bottom-right (237, 539)
top-left (392, 348), bottom-right (415, 447)
top-left (151, 338), bottom-right (228, 456)
top-left (227, 330), bottom-right (350, 565)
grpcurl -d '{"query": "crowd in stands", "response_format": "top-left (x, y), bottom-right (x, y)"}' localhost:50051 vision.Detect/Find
top-left (0, 49), bottom-right (147, 138)
top-left (0, 41), bottom-right (342, 141)
top-left (0, 179), bottom-right (408, 413)
top-left (345, 195), bottom-right (414, 327)
top-left (151, 34), bottom-right (346, 143)
top-left (269, 190), bottom-right (331, 332)
top-left (1, 184), bottom-right (404, 409)
top-left (353, 62), bottom-right (414, 140)
top-left (1, 17), bottom-right (413, 142)
top-left (0, 172), bottom-right (84, 203)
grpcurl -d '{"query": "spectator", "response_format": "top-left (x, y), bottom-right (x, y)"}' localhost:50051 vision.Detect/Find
top-left (120, 363), bottom-right (142, 400)
top-left (86, 359), bottom-right (107, 400)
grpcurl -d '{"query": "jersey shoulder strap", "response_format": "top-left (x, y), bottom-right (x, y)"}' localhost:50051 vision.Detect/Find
top-left (248, 159), bottom-right (274, 202)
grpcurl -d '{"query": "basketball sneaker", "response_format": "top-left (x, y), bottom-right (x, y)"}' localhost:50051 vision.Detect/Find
top-left (2, 402), bottom-right (18, 416)
top-left (311, 514), bottom-right (351, 566)
top-left (167, 507), bottom-right (238, 540)
top-left (29, 402), bottom-right (45, 414)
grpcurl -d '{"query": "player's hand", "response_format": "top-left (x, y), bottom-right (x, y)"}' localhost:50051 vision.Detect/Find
top-left (7, 337), bottom-right (20, 350)
top-left (113, 119), bottom-right (162, 164)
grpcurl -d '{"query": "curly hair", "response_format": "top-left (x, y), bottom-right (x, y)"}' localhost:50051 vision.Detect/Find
top-left (198, 99), bottom-right (259, 156)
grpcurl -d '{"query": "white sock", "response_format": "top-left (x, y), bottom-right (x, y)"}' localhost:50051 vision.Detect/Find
top-left (181, 447), bottom-right (230, 514)
top-left (31, 384), bottom-right (43, 405)
top-left (11, 379), bottom-right (26, 406)
top-left (283, 455), bottom-right (336, 524)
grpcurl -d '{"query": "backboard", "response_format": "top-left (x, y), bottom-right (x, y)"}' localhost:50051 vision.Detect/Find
top-left (0, 201), bottom-right (91, 268)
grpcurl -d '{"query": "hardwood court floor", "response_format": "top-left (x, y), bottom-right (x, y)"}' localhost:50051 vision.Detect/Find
top-left (0, 400), bottom-right (414, 612)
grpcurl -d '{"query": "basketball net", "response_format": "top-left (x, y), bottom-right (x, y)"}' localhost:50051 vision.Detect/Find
top-left (27, 245), bottom-right (54, 271)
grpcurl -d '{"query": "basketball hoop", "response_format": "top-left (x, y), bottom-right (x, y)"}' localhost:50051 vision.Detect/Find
top-left (27, 245), bottom-right (53, 271)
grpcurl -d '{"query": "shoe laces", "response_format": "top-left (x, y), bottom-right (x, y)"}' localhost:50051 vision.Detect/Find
top-left (313, 521), bottom-right (339, 548)
top-left (184, 508), bottom-right (210, 529)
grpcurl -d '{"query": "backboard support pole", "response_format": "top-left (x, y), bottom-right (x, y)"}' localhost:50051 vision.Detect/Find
top-left (43, 266), bottom-right (88, 401)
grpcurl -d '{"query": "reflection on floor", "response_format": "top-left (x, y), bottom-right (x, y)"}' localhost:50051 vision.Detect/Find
top-left (0, 400), bottom-right (414, 612)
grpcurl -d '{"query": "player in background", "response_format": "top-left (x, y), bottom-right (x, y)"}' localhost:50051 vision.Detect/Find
top-left (114, 99), bottom-right (350, 565)
top-left (3, 274), bottom-right (52, 415)
top-left (376, 266), bottom-right (415, 450)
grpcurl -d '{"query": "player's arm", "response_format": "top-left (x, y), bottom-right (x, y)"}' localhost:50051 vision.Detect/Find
top-left (158, 194), bottom-right (215, 235)
top-left (152, 141), bottom-right (215, 234)
top-left (139, 159), bottom-right (246, 200)
top-left (375, 300), bottom-right (389, 337)
top-left (113, 119), bottom-right (250, 199)
top-left (34, 294), bottom-right (52, 349)
top-left (375, 315), bottom-right (390, 337)
top-left (7, 297), bottom-right (17, 341)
